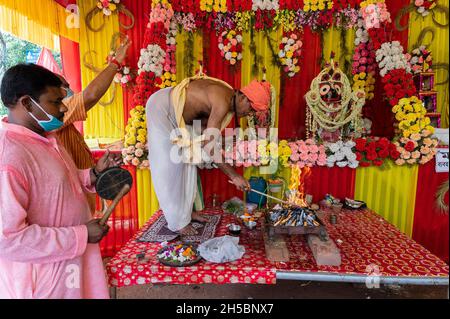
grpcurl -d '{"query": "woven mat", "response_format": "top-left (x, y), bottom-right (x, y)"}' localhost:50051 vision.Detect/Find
top-left (137, 213), bottom-right (221, 243)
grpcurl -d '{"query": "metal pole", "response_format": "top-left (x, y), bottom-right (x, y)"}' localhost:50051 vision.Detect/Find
top-left (276, 271), bottom-right (449, 286)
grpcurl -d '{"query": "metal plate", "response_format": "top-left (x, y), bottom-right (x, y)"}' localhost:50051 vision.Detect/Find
top-left (157, 243), bottom-right (202, 268)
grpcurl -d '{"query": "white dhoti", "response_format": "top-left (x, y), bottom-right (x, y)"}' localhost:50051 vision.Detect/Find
top-left (146, 76), bottom-right (234, 232)
top-left (146, 88), bottom-right (197, 232)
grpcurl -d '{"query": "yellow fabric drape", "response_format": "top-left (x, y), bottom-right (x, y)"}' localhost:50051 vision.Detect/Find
top-left (241, 29), bottom-right (282, 127)
top-left (354, 162), bottom-right (419, 237)
top-left (322, 27), bottom-right (355, 70)
top-left (241, 29), bottom-right (282, 191)
top-left (137, 169), bottom-right (159, 227)
top-left (408, 1), bottom-right (449, 128)
top-left (78, 0), bottom-right (124, 139)
top-left (0, 0), bottom-right (79, 50)
top-left (175, 30), bottom-right (203, 81)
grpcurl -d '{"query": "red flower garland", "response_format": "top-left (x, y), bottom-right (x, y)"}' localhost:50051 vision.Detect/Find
top-left (382, 69), bottom-right (417, 107)
top-left (232, 0), bottom-right (252, 11)
top-left (355, 137), bottom-right (400, 167)
top-left (279, 0), bottom-right (303, 10)
top-left (254, 9), bottom-right (276, 31)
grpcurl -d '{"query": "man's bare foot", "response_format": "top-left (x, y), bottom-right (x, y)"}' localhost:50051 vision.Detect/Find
top-left (177, 224), bottom-right (198, 236)
top-left (192, 211), bottom-right (210, 223)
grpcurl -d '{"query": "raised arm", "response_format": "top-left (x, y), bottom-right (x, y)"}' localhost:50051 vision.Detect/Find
top-left (83, 37), bottom-right (131, 111)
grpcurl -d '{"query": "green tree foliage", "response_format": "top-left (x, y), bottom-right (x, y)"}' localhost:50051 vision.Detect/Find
top-left (0, 31), bottom-right (61, 116)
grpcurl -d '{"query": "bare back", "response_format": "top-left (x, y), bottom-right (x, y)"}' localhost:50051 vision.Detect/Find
top-left (181, 79), bottom-right (234, 130)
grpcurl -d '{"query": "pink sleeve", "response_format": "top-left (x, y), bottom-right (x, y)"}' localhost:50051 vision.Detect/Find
top-left (78, 169), bottom-right (96, 194)
top-left (0, 168), bottom-right (88, 264)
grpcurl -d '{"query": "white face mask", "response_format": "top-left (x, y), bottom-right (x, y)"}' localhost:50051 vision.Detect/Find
top-left (28, 97), bottom-right (64, 132)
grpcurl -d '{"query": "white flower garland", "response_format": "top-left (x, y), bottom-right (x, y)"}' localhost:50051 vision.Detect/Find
top-left (326, 140), bottom-right (359, 168)
top-left (375, 41), bottom-right (411, 77)
top-left (137, 44), bottom-right (166, 77)
top-left (252, 0), bottom-right (279, 11)
top-left (354, 16), bottom-right (369, 46)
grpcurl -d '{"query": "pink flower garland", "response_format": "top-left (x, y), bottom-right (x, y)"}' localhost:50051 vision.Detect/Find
top-left (288, 139), bottom-right (327, 168)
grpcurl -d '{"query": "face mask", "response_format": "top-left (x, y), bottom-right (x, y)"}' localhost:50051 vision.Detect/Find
top-left (28, 97), bottom-right (64, 132)
top-left (63, 87), bottom-right (74, 98)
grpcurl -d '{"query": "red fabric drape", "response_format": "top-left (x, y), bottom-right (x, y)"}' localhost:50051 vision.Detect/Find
top-left (92, 151), bottom-right (139, 257)
top-left (59, 36), bottom-right (82, 93)
top-left (120, 0), bottom-right (153, 118)
top-left (412, 158), bottom-right (449, 264)
top-left (304, 166), bottom-right (356, 203)
top-left (53, 0), bottom-right (76, 7)
top-left (203, 31), bottom-right (242, 90)
top-left (59, 36), bottom-right (83, 132)
top-left (278, 28), bottom-right (321, 140)
top-left (198, 31), bottom-right (245, 204)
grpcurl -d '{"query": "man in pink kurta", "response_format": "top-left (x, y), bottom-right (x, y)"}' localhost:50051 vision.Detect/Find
top-left (0, 64), bottom-right (121, 299)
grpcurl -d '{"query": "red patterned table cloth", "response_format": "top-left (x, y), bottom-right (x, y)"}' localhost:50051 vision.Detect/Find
top-left (106, 209), bottom-right (449, 288)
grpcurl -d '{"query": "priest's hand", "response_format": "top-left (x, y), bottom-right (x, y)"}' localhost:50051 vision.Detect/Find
top-left (86, 219), bottom-right (110, 244)
top-left (230, 175), bottom-right (250, 192)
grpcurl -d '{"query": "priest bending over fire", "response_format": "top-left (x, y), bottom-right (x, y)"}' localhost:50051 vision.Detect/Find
top-left (146, 73), bottom-right (273, 235)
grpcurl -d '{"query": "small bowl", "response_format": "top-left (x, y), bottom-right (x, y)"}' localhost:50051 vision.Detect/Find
top-left (245, 220), bottom-right (257, 230)
top-left (228, 224), bottom-right (241, 235)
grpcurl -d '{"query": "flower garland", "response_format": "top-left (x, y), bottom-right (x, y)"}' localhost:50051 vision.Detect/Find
top-left (352, 72), bottom-right (376, 100)
top-left (303, 0), bottom-right (334, 12)
top-left (254, 9), bottom-right (276, 30)
top-left (114, 66), bottom-right (133, 88)
top-left (226, 140), bottom-right (261, 167)
top-left (123, 106), bottom-right (149, 169)
top-left (288, 139), bottom-right (327, 168)
top-left (414, 0), bottom-right (437, 17)
top-left (274, 9), bottom-right (297, 32)
top-left (200, 0), bottom-right (228, 13)
top-left (393, 130), bottom-right (438, 165)
top-left (223, 136), bottom-right (437, 169)
top-left (157, 20), bottom-right (177, 89)
top-left (218, 30), bottom-right (243, 66)
top-left (360, 0), bottom-right (391, 29)
top-left (97, 0), bottom-right (120, 16)
top-left (335, 8), bottom-right (359, 29)
top-left (408, 46), bottom-right (433, 75)
top-left (279, 0), bottom-right (302, 10)
top-left (252, 0), bottom-right (280, 11)
top-left (278, 33), bottom-right (303, 77)
top-left (135, 0), bottom-right (174, 100)
top-left (361, 0), bottom-right (433, 141)
top-left (381, 69), bottom-right (416, 107)
top-left (352, 41), bottom-right (376, 75)
top-left (278, 140), bottom-right (292, 167)
top-left (375, 41), bottom-right (411, 77)
top-left (392, 96), bottom-right (434, 138)
top-left (174, 12), bottom-right (197, 32)
top-left (325, 140), bottom-right (359, 168)
top-left (354, 136), bottom-right (399, 167)
top-left (234, 11), bottom-right (252, 31)
top-left (137, 44), bottom-right (166, 77)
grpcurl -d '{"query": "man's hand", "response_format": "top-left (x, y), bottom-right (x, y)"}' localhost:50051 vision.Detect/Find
top-left (114, 36), bottom-right (132, 64)
top-left (230, 175), bottom-right (250, 192)
top-left (86, 219), bottom-right (110, 244)
top-left (95, 150), bottom-right (123, 175)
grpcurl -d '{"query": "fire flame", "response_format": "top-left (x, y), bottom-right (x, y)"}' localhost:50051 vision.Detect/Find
top-left (288, 165), bottom-right (311, 207)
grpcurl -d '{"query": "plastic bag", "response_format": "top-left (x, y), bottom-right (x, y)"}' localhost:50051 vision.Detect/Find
top-left (198, 236), bottom-right (245, 263)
